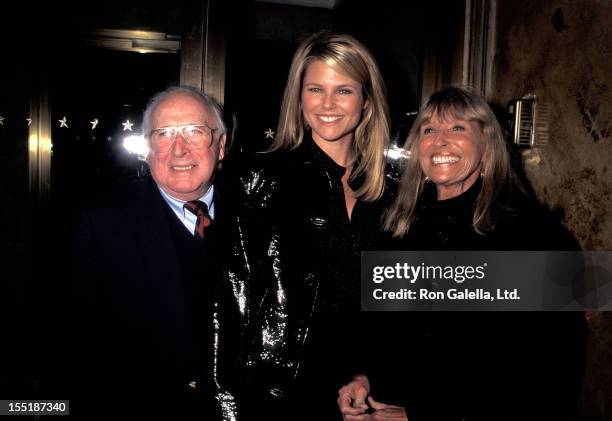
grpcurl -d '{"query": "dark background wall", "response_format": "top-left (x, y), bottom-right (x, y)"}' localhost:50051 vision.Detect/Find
top-left (225, 0), bottom-right (427, 153)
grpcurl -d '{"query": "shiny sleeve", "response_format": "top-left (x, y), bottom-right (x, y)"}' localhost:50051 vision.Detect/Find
top-left (222, 157), bottom-right (295, 414)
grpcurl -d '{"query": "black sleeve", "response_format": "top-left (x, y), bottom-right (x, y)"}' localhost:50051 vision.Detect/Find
top-left (220, 156), bottom-right (295, 417)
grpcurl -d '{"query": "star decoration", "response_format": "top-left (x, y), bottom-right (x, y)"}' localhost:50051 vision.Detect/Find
top-left (264, 128), bottom-right (275, 139)
top-left (26, 118), bottom-right (32, 127)
top-left (90, 118), bottom-right (99, 130)
top-left (0, 115), bottom-right (5, 126)
top-left (58, 116), bottom-right (69, 128)
top-left (122, 120), bottom-right (134, 131)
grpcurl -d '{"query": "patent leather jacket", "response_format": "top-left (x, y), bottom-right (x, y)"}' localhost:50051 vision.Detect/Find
top-left (222, 136), bottom-right (399, 406)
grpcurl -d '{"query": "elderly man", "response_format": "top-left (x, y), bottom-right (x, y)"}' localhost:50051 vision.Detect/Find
top-left (67, 86), bottom-right (237, 419)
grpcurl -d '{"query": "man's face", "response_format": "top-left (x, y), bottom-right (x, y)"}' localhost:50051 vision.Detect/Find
top-left (147, 93), bottom-right (226, 201)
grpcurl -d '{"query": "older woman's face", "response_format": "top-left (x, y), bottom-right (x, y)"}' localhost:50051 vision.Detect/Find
top-left (418, 113), bottom-right (485, 200)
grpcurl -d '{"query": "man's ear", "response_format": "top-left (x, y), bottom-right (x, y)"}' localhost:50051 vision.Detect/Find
top-left (145, 139), bottom-right (153, 163)
top-left (217, 133), bottom-right (227, 162)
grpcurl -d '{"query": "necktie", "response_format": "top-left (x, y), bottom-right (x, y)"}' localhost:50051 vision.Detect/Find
top-left (184, 200), bottom-right (212, 240)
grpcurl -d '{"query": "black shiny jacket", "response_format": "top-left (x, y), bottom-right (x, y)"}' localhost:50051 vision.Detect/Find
top-left (222, 137), bottom-right (399, 405)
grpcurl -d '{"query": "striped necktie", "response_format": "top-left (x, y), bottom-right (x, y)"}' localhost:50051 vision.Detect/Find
top-left (184, 200), bottom-right (212, 240)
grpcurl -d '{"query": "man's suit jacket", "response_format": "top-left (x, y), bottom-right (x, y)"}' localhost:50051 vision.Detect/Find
top-left (66, 175), bottom-right (234, 418)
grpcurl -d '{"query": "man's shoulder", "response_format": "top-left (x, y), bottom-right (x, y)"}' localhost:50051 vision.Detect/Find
top-left (81, 176), bottom-right (159, 219)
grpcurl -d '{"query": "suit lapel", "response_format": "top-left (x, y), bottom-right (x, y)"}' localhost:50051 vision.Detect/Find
top-left (131, 177), bottom-right (195, 358)
top-left (135, 177), bottom-right (184, 285)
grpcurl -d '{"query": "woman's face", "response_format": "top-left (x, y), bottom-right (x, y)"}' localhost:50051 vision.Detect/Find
top-left (418, 112), bottom-right (485, 200)
top-left (301, 60), bottom-right (365, 148)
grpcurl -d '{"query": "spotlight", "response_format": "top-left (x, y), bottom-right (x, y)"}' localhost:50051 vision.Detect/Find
top-left (122, 134), bottom-right (149, 157)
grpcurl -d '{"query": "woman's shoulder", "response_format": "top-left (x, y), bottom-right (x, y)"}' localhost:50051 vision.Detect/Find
top-left (224, 149), bottom-right (296, 182)
top-left (495, 191), bottom-right (580, 250)
top-left (220, 149), bottom-right (301, 211)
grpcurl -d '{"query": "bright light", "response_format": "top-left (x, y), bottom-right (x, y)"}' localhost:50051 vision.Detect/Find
top-left (385, 144), bottom-right (411, 161)
top-left (123, 134), bottom-right (149, 157)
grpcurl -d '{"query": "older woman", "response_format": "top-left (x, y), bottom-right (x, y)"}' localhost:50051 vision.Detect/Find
top-left (227, 32), bottom-right (398, 419)
top-left (338, 87), bottom-right (585, 421)
top-left (383, 86), bottom-right (567, 248)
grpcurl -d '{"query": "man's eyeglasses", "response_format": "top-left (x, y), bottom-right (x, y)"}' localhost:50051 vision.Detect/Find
top-left (149, 124), bottom-right (218, 152)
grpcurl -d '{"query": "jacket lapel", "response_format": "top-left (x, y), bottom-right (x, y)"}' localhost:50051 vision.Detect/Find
top-left (131, 177), bottom-right (195, 358)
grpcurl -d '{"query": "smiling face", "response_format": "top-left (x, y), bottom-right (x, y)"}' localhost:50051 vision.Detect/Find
top-left (301, 59), bottom-right (365, 149)
top-left (147, 93), bottom-right (226, 201)
top-left (418, 112), bottom-right (485, 200)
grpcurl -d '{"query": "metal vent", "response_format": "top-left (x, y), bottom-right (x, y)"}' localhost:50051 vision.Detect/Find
top-left (510, 94), bottom-right (550, 148)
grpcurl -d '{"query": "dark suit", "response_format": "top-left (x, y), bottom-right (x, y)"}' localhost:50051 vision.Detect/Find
top-left (65, 175), bottom-right (235, 419)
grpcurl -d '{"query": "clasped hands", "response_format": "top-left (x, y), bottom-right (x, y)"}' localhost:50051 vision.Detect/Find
top-left (337, 375), bottom-right (408, 421)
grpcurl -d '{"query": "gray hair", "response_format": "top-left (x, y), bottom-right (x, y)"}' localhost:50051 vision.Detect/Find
top-left (142, 85), bottom-right (226, 140)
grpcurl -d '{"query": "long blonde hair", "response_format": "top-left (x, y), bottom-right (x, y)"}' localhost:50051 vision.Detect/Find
top-left (384, 86), bottom-right (519, 237)
top-left (272, 31), bottom-right (390, 202)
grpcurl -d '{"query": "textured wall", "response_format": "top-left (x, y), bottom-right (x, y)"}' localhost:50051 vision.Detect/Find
top-left (493, 0), bottom-right (611, 250)
top-left (492, 1), bottom-right (612, 419)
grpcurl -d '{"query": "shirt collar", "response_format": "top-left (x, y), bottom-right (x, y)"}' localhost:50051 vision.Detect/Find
top-left (158, 185), bottom-right (216, 220)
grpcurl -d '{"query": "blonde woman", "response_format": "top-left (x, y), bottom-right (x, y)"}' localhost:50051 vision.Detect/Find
top-left (228, 31), bottom-right (398, 419)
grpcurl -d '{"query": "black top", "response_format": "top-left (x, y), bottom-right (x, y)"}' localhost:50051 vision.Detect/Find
top-left (381, 177), bottom-right (580, 251)
top-left (280, 136), bottom-right (395, 312)
top-left (224, 135), bottom-right (399, 418)
top-left (368, 179), bottom-right (586, 421)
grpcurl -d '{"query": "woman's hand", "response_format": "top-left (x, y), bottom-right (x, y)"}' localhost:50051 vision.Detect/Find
top-left (368, 396), bottom-right (408, 421)
top-left (338, 375), bottom-right (370, 419)
top-left (338, 375), bottom-right (408, 421)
